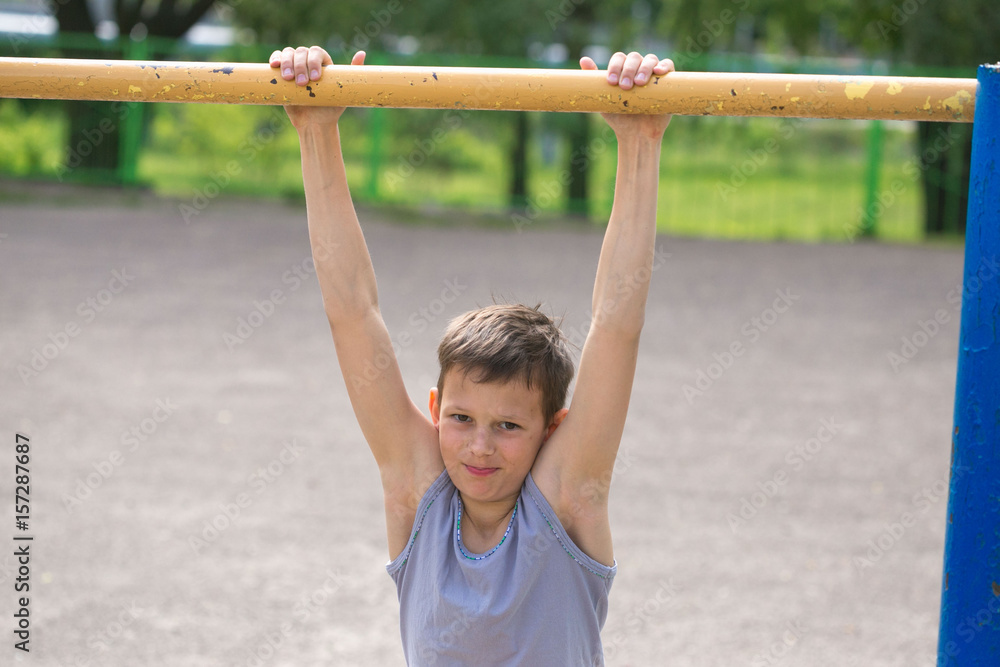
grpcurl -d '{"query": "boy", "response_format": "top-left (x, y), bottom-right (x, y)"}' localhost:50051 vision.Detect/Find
top-left (270, 46), bottom-right (673, 665)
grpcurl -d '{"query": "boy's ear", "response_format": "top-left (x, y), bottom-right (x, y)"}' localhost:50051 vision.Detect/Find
top-left (428, 387), bottom-right (441, 428)
top-left (544, 408), bottom-right (569, 442)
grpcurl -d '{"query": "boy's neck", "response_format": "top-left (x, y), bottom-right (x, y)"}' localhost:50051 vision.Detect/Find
top-left (458, 492), bottom-right (518, 548)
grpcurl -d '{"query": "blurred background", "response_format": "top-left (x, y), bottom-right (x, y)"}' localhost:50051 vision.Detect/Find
top-left (0, 0), bottom-right (996, 242)
top-left (3, 3), bottom-right (995, 664)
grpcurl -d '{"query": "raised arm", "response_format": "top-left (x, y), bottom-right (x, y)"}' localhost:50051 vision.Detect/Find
top-left (271, 47), bottom-right (441, 539)
top-left (532, 52), bottom-right (673, 562)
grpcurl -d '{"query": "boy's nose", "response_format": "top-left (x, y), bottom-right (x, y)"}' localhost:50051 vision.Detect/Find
top-left (468, 428), bottom-right (494, 455)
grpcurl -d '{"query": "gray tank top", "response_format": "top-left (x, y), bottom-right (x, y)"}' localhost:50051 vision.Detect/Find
top-left (386, 469), bottom-right (617, 666)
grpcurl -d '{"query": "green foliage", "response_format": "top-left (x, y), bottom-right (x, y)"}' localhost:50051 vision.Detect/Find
top-left (54, 0), bottom-right (219, 39)
top-left (225, 0), bottom-right (993, 70)
top-left (141, 103), bottom-right (302, 197)
top-left (394, 0), bottom-right (549, 55)
top-left (841, 0), bottom-right (995, 236)
top-left (845, 0), bottom-right (999, 67)
top-left (10, 0), bottom-right (977, 242)
top-left (230, 0), bottom-right (586, 57)
top-left (0, 99), bottom-right (924, 242)
top-left (226, 1), bottom-right (362, 47)
top-left (0, 100), bottom-right (64, 176)
top-left (653, 116), bottom-right (920, 241)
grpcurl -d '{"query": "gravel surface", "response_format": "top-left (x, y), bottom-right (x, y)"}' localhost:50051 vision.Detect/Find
top-left (0, 193), bottom-right (964, 666)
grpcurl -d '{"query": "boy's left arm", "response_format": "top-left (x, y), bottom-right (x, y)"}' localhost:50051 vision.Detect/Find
top-left (534, 52), bottom-right (673, 536)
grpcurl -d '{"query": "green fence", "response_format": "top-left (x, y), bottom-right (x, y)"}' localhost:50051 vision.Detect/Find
top-left (0, 32), bottom-right (975, 242)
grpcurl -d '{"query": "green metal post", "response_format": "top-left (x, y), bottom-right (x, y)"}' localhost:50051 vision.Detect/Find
top-left (367, 107), bottom-right (385, 201)
top-left (119, 37), bottom-right (147, 186)
top-left (861, 119), bottom-right (884, 238)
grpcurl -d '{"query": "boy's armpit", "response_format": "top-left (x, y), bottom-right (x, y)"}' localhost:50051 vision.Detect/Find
top-left (529, 467), bottom-right (615, 568)
top-left (382, 459), bottom-right (446, 561)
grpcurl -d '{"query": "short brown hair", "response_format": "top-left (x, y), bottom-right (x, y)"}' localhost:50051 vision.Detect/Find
top-left (436, 304), bottom-right (575, 422)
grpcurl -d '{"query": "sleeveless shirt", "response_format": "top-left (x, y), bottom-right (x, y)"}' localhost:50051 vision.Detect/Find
top-left (386, 469), bottom-right (617, 666)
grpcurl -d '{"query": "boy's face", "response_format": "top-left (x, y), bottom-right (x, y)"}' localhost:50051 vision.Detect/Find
top-left (430, 369), bottom-right (563, 503)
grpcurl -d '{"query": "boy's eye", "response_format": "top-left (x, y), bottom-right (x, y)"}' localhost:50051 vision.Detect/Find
top-left (452, 414), bottom-right (471, 423)
top-left (498, 422), bottom-right (519, 431)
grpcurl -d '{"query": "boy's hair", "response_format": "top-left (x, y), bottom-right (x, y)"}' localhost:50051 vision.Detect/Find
top-left (436, 304), bottom-right (575, 422)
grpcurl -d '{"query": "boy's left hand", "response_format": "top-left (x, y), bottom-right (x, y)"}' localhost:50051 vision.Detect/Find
top-left (269, 45), bottom-right (366, 129)
top-left (581, 51), bottom-right (674, 139)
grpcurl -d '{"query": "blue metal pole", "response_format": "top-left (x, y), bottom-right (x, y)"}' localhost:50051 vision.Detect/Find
top-left (937, 63), bottom-right (1000, 667)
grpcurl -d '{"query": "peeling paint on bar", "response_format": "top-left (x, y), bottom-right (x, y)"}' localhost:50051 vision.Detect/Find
top-left (0, 57), bottom-right (978, 122)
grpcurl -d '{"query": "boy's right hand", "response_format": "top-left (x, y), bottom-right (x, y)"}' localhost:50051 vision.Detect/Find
top-left (580, 51), bottom-right (674, 141)
top-left (268, 46), bottom-right (366, 129)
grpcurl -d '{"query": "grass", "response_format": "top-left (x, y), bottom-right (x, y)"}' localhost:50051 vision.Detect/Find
top-left (0, 99), bottom-right (925, 243)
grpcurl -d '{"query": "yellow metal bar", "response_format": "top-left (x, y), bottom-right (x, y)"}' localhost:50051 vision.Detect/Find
top-left (0, 57), bottom-right (977, 122)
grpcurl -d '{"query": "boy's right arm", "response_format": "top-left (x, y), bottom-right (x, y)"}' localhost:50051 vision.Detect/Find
top-left (272, 47), bottom-right (443, 540)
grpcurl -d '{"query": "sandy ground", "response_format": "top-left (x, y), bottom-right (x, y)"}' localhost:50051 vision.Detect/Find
top-left (0, 190), bottom-right (965, 666)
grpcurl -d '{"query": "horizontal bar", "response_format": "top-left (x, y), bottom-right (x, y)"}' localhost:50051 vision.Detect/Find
top-left (0, 57), bottom-right (977, 122)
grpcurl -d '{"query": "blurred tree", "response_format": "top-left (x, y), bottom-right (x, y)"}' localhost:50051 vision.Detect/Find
top-left (54, 0), bottom-right (219, 44)
top-left (658, 0), bottom-right (855, 65)
top-left (234, 0), bottom-right (561, 212)
top-left (234, 0), bottom-right (993, 234)
top-left (399, 0), bottom-right (685, 216)
top-left (381, 0), bottom-right (549, 212)
top-left (847, 0), bottom-right (999, 235)
top-left (54, 0), bottom-right (219, 180)
top-left (657, 0), bottom-right (995, 236)
top-left (547, 0), bottom-right (599, 217)
top-left (224, 1), bottom-right (370, 47)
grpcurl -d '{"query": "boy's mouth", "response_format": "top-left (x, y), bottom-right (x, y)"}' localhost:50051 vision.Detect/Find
top-left (465, 465), bottom-right (498, 477)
